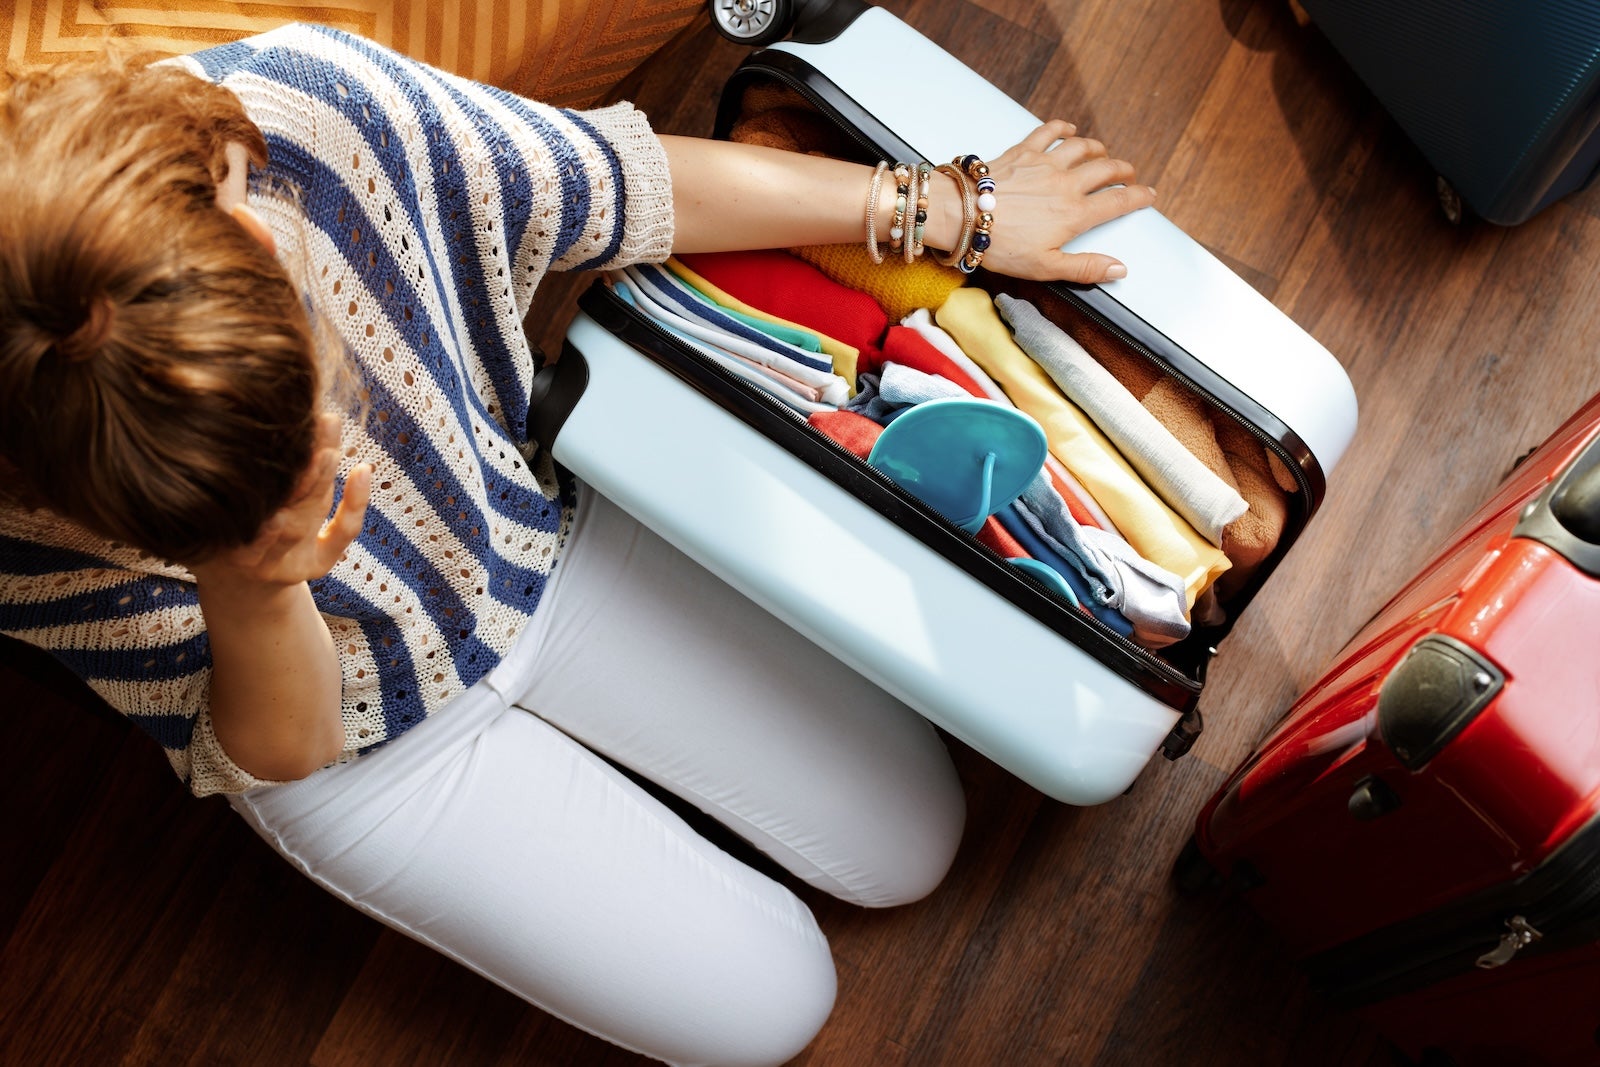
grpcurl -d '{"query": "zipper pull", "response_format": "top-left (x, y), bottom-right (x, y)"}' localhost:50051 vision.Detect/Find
top-left (1475, 915), bottom-right (1543, 969)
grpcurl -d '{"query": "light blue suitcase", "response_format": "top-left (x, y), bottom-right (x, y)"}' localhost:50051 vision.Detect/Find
top-left (529, 6), bottom-right (1359, 805)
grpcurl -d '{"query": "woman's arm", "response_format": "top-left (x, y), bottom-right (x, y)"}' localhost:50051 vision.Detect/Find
top-left (188, 414), bottom-right (371, 782)
top-left (660, 120), bottom-right (1156, 284)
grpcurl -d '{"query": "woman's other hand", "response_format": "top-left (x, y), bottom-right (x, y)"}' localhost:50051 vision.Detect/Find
top-left (191, 413), bottom-right (372, 592)
top-left (977, 120), bottom-right (1157, 284)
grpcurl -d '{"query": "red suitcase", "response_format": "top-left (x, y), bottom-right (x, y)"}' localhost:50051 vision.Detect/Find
top-left (1184, 392), bottom-right (1600, 1067)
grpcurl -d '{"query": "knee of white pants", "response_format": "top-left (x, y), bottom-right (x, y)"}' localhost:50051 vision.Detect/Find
top-left (672, 933), bottom-right (838, 1067)
top-left (780, 728), bottom-right (967, 910)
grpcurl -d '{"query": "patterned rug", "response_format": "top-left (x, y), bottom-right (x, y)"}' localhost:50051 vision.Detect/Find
top-left (2, 0), bottom-right (704, 106)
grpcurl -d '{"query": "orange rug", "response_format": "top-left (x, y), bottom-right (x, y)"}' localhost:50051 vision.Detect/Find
top-left (1, 0), bottom-right (703, 106)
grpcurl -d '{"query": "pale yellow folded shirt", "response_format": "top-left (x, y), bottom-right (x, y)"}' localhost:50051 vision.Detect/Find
top-left (936, 288), bottom-right (1230, 607)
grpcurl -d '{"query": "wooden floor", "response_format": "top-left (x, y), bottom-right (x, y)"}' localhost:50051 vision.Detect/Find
top-left (8, 1), bottom-right (1600, 1064)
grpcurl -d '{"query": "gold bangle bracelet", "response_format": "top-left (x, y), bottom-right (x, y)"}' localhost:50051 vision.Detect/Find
top-left (864, 161), bottom-right (888, 265)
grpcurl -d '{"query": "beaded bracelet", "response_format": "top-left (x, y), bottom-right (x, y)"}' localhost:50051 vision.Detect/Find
top-left (888, 162), bottom-right (912, 257)
top-left (907, 162), bottom-right (932, 263)
top-left (864, 161), bottom-right (889, 265)
top-left (956, 154), bottom-right (996, 275)
top-left (934, 162), bottom-right (976, 269)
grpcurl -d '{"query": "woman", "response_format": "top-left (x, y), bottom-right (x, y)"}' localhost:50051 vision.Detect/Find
top-left (0, 24), bottom-right (1154, 1066)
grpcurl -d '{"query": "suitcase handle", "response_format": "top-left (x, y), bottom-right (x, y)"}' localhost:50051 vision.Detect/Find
top-left (525, 345), bottom-right (589, 454)
top-left (1552, 455), bottom-right (1600, 543)
top-left (1513, 426), bottom-right (1600, 577)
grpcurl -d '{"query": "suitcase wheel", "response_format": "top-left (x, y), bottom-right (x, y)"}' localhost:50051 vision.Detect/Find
top-left (1436, 175), bottom-right (1466, 225)
top-left (706, 0), bottom-right (866, 46)
top-left (708, 0), bottom-right (795, 44)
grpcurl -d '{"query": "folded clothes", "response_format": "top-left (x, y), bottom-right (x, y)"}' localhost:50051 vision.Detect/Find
top-left (1037, 293), bottom-right (1294, 592)
top-left (664, 257), bottom-right (860, 388)
top-left (704, 296), bottom-right (825, 352)
top-left (806, 409), bottom-right (883, 459)
top-left (610, 277), bottom-right (834, 415)
top-left (995, 505), bottom-right (1136, 639)
top-left (620, 264), bottom-right (850, 407)
top-left (847, 362), bottom-right (963, 423)
top-left (936, 287), bottom-right (1231, 608)
top-left (902, 308), bottom-right (1114, 534)
top-left (996, 293), bottom-right (1247, 547)
top-left (626, 262), bottom-right (834, 375)
top-left (1012, 477), bottom-right (1190, 646)
top-left (729, 354), bottom-right (827, 403)
top-left (845, 362), bottom-right (1195, 642)
top-left (861, 325), bottom-right (989, 398)
top-left (901, 308), bottom-right (1008, 402)
top-left (677, 249), bottom-right (889, 363)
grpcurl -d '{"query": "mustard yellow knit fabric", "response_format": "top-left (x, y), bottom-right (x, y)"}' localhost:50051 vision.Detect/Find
top-left (793, 243), bottom-right (966, 323)
top-left (935, 288), bottom-right (1230, 607)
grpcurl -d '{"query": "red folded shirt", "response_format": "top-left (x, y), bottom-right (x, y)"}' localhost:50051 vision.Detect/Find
top-left (865, 325), bottom-right (988, 397)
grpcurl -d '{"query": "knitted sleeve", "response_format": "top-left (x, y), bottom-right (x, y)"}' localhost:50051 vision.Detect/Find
top-left (180, 24), bottom-right (674, 312)
top-left (0, 510), bottom-right (276, 796)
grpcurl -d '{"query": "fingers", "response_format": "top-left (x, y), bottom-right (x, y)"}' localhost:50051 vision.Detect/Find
top-left (1051, 252), bottom-right (1130, 285)
top-left (1083, 182), bottom-right (1159, 226)
top-left (1068, 154), bottom-right (1140, 194)
top-left (1046, 136), bottom-right (1108, 168)
top-left (1018, 119), bottom-right (1077, 154)
top-left (316, 463), bottom-right (372, 572)
top-left (289, 437), bottom-right (340, 511)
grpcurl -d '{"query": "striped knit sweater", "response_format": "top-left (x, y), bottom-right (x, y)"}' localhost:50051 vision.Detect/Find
top-left (0, 24), bottom-right (674, 796)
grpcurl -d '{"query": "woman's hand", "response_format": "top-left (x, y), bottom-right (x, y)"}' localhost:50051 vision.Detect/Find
top-left (972, 120), bottom-right (1157, 284)
top-left (190, 413), bottom-right (372, 592)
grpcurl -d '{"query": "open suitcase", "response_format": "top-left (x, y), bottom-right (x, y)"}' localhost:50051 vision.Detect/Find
top-left (527, 5), bottom-right (1359, 805)
top-left (1185, 392), bottom-right (1600, 1065)
top-left (1297, 0), bottom-right (1600, 225)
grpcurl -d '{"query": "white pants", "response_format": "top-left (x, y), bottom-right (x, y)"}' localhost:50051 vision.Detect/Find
top-left (230, 487), bottom-right (966, 1067)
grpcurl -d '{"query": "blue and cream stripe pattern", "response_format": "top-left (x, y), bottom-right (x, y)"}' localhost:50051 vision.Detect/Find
top-left (0, 24), bottom-right (674, 796)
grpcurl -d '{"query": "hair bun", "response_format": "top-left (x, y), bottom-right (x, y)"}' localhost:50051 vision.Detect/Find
top-left (55, 294), bottom-right (117, 363)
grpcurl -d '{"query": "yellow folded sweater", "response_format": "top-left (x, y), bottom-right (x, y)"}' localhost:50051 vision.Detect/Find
top-left (793, 243), bottom-right (966, 324)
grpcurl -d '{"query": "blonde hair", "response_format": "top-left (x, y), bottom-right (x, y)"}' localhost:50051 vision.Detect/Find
top-left (0, 50), bottom-right (329, 563)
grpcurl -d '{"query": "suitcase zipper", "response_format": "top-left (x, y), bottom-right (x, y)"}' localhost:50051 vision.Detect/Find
top-left (1474, 915), bottom-right (1542, 969)
top-left (579, 281), bottom-right (1200, 703)
top-left (1304, 811), bottom-right (1600, 1006)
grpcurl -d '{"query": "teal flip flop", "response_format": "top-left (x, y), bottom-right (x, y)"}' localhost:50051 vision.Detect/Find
top-left (1008, 557), bottom-right (1081, 608)
top-left (866, 398), bottom-right (1048, 534)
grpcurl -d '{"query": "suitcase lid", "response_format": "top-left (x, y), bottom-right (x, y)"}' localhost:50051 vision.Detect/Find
top-left (761, 7), bottom-right (1359, 482)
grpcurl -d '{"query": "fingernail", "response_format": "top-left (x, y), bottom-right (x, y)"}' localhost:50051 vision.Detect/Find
top-left (1147, 186), bottom-right (1157, 197)
top-left (1105, 263), bottom-right (1128, 280)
